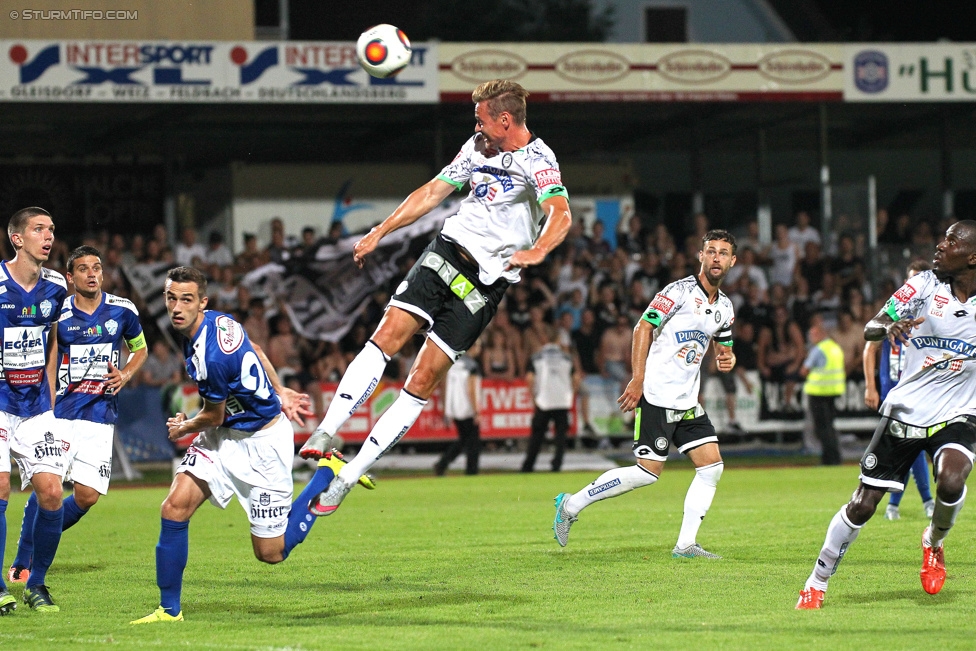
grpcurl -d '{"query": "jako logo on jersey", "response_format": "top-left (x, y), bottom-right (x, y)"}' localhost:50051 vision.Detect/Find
top-left (675, 330), bottom-right (710, 347)
top-left (587, 478), bottom-right (621, 496)
top-left (9, 44), bottom-right (60, 84)
top-left (230, 45), bottom-right (278, 84)
top-left (0, 303), bottom-right (15, 310)
top-left (911, 336), bottom-right (976, 357)
top-left (472, 166), bottom-right (514, 191)
top-left (534, 168), bottom-right (562, 188)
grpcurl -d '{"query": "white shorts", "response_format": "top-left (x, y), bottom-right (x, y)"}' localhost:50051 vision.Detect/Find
top-left (0, 410), bottom-right (65, 489)
top-left (176, 414), bottom-right (294, 538)
top-left (59, 418), bottom-right (114, 495)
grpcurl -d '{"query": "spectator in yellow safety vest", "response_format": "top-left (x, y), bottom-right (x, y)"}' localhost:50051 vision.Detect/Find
top-left (800, 314), bottom-right (846, 465)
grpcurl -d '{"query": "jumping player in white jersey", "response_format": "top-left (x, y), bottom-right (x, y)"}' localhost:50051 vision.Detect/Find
top-left (8, 246), bottom-right (148, 587)
top-left (0, 207), bottom-right (67, 614)
top-left (130, 266), bottom-right (373, 624)
top-left (797, 221), bottom-right (976, 609)
top-left (552, 230), bottom-right (738, 558)
top-left (297, 79), bottom-right (572, 516)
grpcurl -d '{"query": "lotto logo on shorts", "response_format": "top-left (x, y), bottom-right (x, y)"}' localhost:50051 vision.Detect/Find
top-left (650, 294), bottom-right (675, 314)
top-left (534, 168), bottom-right (562, 188)
top-left (893, 285), bottom-right (916, 303)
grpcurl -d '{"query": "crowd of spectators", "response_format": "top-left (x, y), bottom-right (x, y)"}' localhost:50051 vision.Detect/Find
top-left (17, 207), bottom-right (953, 431)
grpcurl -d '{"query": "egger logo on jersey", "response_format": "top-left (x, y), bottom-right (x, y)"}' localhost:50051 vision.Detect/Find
top-left (534, 168), bottom-right (561, 188)
top-left (650, 294), bottom-right (675, 314)
top-left (215, 315), bottom-right (244, 354)
top-left (893, 284), bottom-right (916, 303)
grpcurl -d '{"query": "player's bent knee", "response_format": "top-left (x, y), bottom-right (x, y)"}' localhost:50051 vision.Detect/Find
top-left (847, 490), bottom-right (881, 525)
top-left (252, 537), bottom-right (286, 564)
top-left (696, 461), bottom-right (723, 487)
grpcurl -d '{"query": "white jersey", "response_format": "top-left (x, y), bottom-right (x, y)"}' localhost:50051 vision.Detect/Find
top-left (443, 355), bottom-right (480, 420)
top-left (641, 275), bottom-right (735, 410)
top-left (527, 343), bottom-right (575, 411)
top-left (881, 270), bottom-right (976, 427)
top-left (437, 133), bottom-right (568, 285)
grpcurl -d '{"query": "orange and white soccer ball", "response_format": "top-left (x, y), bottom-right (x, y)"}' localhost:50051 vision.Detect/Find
top-left (356, 24), bottom-right (412, 78)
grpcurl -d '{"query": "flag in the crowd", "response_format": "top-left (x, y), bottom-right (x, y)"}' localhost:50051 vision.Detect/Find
top-left (122, 260), bottom-right (179, 348)
top-left (243, 202), bottom-right (453, 342)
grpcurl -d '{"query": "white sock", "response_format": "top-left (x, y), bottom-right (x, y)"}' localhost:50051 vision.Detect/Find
top-left (317, 341), bottom-right (389, 436)
top-left (565, 465), bottom-right (658, 517)
top-left (805, 507), bottom-right (862, 591)
top-left (338, 390), bottom-right (427, 485)
top-left (928, 486), bottom-right (966, 548)
top-left (675, 462), bottom-right (723, 549)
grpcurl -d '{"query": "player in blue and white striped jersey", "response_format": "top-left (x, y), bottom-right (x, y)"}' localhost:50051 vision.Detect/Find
top-left (8, 246), bottom-right (148, 589)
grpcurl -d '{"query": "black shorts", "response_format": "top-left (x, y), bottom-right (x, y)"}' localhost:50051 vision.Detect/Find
top-left (390, 235), bottom-right (509, 361)
top-left (860, 415), bottom-right (976, 492)
top-left (632, 397), bottom-right (718, 462)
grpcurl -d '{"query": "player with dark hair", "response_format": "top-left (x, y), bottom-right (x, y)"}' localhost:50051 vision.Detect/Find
top-left (798, 222), bottom-right (976, 609)
top-left (0, 207), bottom-right (67, 614)
top-left (130, 266), bottom-right (371, 624)
top-left (297, 79), bottom-right (572, 516)
top-left (863, 259), bottom-right (934, 521)
top-left (553, 230), bottom-right (738, 558)
top-left (8, 246), bottom-right (148, 588)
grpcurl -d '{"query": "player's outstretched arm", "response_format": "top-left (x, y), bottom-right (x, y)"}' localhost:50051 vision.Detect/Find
top-left (252, 343), bottom-right (314, 425)
top-left (353, 178), bottom-right (456, 269)
top-left (862, 340), bottom-right (882, 410)
top-left (168, 399), bottom-right (225, 441)
top-left (715, 345), bottom-right (736, 372)
top-left (507, 195), bottom-right (572, 269)
top-left (618, 319), bottom-right (653, 413)
top-left (864, 309), bottom-right (925, 345)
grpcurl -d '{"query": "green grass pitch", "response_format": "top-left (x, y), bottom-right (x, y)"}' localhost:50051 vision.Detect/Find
top-left (1, 464), bottom-right (973, 649)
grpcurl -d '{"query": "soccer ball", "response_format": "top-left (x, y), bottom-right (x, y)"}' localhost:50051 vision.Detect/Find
top-left (356, 24), bottom-right (412, 78)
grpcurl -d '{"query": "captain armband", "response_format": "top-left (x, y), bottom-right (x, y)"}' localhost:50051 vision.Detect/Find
top-left (125, 332), bottom-right (147, 352)
top-left (883, 298), bottom-right (901, 322)
top-left (642, 309), bottom-right (663, 327)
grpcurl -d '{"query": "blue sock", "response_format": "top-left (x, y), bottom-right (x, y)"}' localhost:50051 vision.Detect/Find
top-left (62, 495), bottom-right (89, 531)
top-left (156, 519), bottom-right (189, 617)
top-left (12, 492), bottom-right (37, 569)
top-left (0, 499), bottom-right (7, 591)
top-left (912, 452), bottom-right (933, 502)
top-left (26, 505), bottom-right (63, 588)
top-left (282, 464), bottom-right (335, 559)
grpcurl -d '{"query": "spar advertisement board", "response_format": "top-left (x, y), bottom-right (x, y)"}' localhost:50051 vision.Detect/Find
top-left (844, 43), bottom-right (976, 101)
top-left (0, 39), bottom-right (438, 102)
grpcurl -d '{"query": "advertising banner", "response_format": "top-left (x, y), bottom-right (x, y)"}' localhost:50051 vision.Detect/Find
top-left (845, 43), bottom-right (976, 102)
top-left (440, 43), bottom-right (844, 102)
top-left (171, 378), bottom-right (577, 449)
top-left (0, 39), bottom-right (438, 102)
